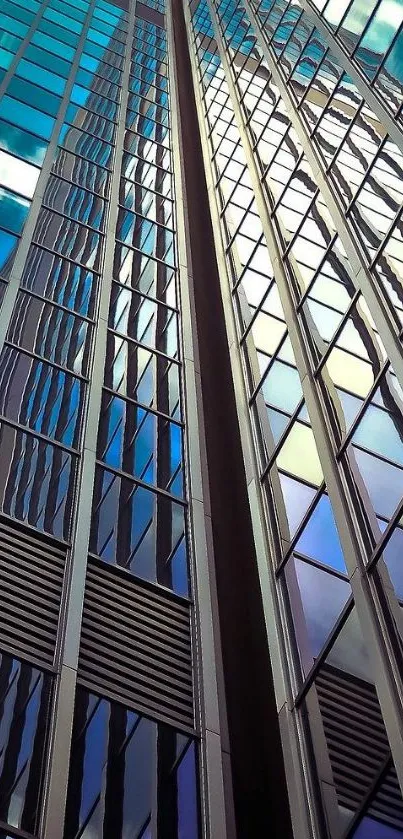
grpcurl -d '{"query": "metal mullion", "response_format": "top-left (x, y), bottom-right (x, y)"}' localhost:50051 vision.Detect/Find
top-left (296, 232), bottom-right (339, 308)
top-left (319, 97), bottom-right (365, 175)
top-left (117, 203), bottom-right (175, 234)
top-left (40, 5), bottom-right (135, 836)
top-left (288, 550), bottom-right (350, 585)
top-left (276, 481), bottom-right (328, 572)
top-left (311, 289), bottom-right (361, 377)
top-left (272, 6), bottom-right (307, 73)
top-left (259, 396), bottom-right (309, 485)
top-left (15, 286), bottom-right (95, 326)
top-left (343, 754), bottom-right (393, 839)
top-left (211, 0), bottom-right (403, 815)
top-left (342, 135), bottom-right (391, 217)
top-left (281, 188), bottom-right (322, 262)
top-left (247, 330), bottom-right (289, 405)
top-left (37, 206), bottom-right (106, 238)
top-left (368, 204), bottom-right (403, 270)
top-left (22, 242), bottom-right (102, 279)
top-left (349, 0), bottom-right (384, 62)
top-left (367, 496), bottom-right (403, 577)
top-left (240, 286), bottom-right (283, 345)
top-left (335, 359), bottom-right (390, 459)
top-left (94, 457), bottom-right (187, 505)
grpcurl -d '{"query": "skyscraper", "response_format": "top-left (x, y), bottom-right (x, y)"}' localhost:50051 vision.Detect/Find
top-left (0, 0), bottom-right (403, 836)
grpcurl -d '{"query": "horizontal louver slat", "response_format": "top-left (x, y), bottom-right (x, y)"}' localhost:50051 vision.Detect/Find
top-left (0, 516), bottom-right (65, 668)
top-left (78, 558), bottom-right (194, 731)
top-left (316, 665), bottom-right (403, 831)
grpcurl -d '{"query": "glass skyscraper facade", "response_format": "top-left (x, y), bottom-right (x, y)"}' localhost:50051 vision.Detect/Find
top-left (1, 0), bottom-right (403, 836)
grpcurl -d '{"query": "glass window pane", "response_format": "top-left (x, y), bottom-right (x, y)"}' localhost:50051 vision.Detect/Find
top-left (0, 96), bottom-right (55, 140)
top-left (0, 120), bottom-right (47, 165)
top-left (21, 246), bottom-right (98, 317)
top-left (0, 653), bottom-right (52, 835)
top-left (0, 150), bottom-right (40, 199)
top-left (7, 292), bottom-right (92, 376)
top-left (0, 187), bottom-right (30, 235)
top-left (91, 467), bottom-right (188, 593)
top-left (0, 422), bottom-right (75, 538)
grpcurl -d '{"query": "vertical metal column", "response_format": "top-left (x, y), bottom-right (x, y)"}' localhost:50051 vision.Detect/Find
top-left (40, 5), bottom-right (136, 836)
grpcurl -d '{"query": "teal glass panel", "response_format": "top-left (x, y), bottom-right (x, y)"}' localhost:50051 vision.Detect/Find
top-left (38, 19), bottom-right (80, 48)
top-left (0, 96), bottom-right (55, 140)
top-left (0, 12), bottom-right (29, 39)
top-left (0, 187), bottom-right (30, 235)
top-left (0, 49), bottom-right (14, 72)
top-left (0, 230), bottom-right (18, 276)
top-left (7, 77), bottom-right (61, 117)
top-left (0, 32), bottom-right (22, 53)
top-left (16, 59), bottom-right (66, 96)
top-left (31, 31), bottom-right (75, 62)
top-left (43, 7), bottom-right (83, 35)
top-left (24, 45), bottom-right (71, 78)
top-left (0, 120), bottom-right (47, 165)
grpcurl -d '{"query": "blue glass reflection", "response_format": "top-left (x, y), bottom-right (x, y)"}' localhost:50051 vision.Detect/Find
top-left (0, 188), bottom-right (30, 235)
top-left (353, 815), bottom-right (403, 838)
top-left (0, 230), bottom-right (18, 277)
top-left (278, 472), bottom-right (316, 538)
top-left (0, 96), bottom-right (55, 140)
top-left (296, 494), bottom-right (347, 574)
top-left (65, 690), bottom-right (200, 839)
top-left (293, 558), bottom-right (350, 661)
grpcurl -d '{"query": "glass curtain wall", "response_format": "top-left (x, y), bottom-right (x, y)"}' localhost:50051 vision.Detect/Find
top-left (0, 0), bottom-right (201, 836)
top-left (188, 0), bottom-right (403, 835)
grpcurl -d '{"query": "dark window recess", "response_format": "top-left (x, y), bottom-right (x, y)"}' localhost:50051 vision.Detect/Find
top-left (64, 687), bottom-right (200, 839)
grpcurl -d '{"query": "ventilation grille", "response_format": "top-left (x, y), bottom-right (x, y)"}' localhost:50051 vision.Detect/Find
top-left (0, 516), bottom-right (65, 668)
top-left (316, 665), bottom-right (403, 829)
top-left (78, 558), bottom-right (194, 731)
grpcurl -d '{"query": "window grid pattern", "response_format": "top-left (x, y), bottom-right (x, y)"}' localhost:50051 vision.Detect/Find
top-left (190, 0), bottom-right (403, 834)
top-left (0, 0), bottom-right (128, 542)
top-left (246, 0), bottom-right (403, 655)
top-left (90, 13), bottom-right (190, 598)
top-left (309, 0), bottom-right (403, 125)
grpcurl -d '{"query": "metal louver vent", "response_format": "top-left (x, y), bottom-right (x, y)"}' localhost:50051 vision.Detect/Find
top-left (316, 664), bottom-right (403, 829)
top-left (0, 516), bottom-right (65, 668)
top-left (78, 557), bottom-right (194, 731)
